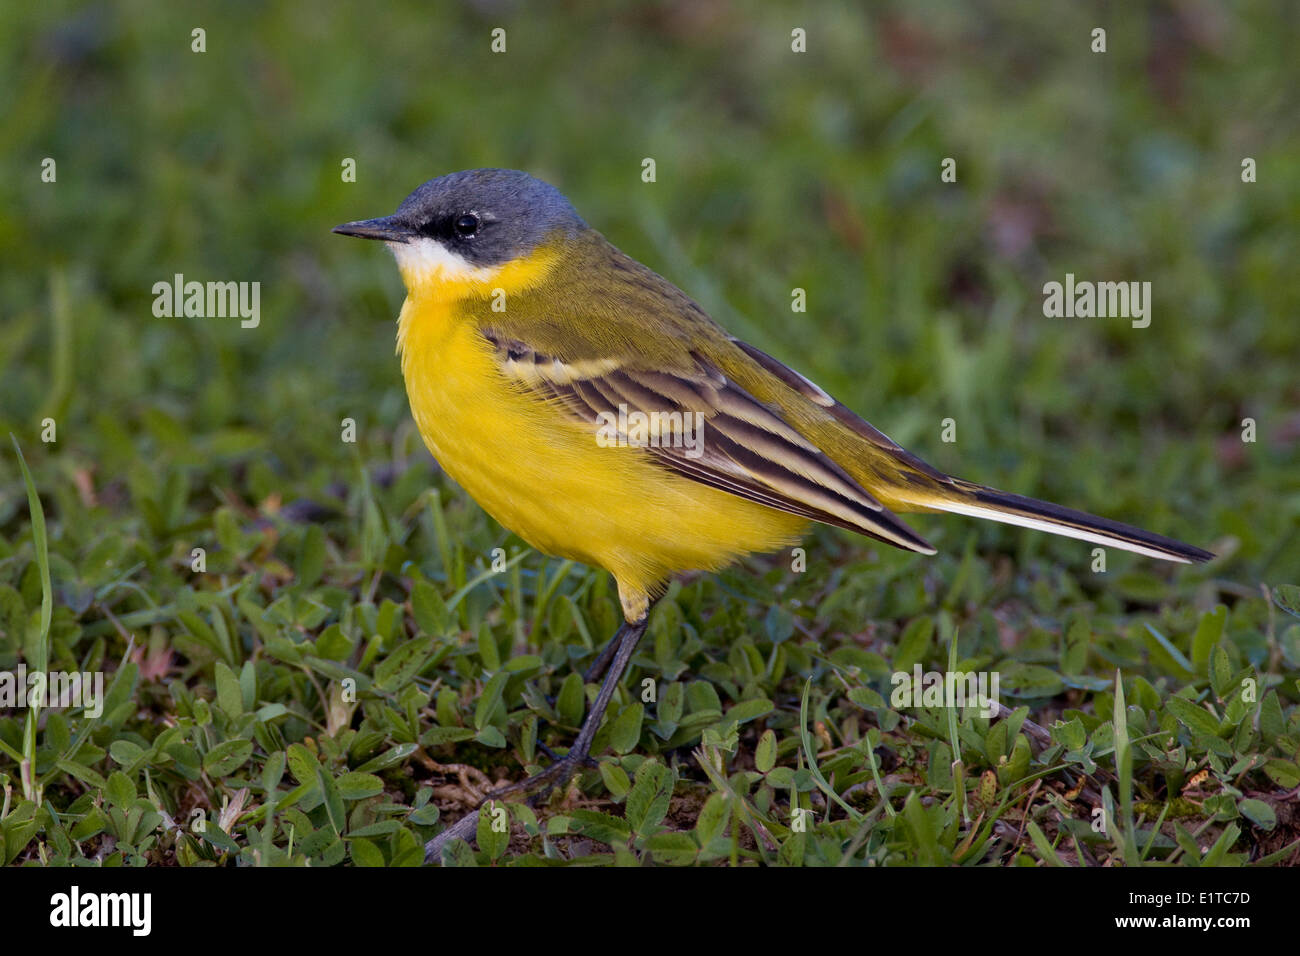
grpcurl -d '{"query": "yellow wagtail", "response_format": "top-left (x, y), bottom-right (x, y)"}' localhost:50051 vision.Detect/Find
top-left (335, 168), bottom-right (1212, 796)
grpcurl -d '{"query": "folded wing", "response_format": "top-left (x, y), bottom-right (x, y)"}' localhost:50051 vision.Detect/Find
top-left (482, 329), bottom-right (936, 554)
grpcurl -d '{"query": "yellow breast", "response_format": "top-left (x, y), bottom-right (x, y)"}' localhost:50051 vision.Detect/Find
top-left (394, 254), bottom-right (806, 618)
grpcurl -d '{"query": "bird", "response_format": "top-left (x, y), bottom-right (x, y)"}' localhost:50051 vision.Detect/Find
top-left (333, 167), bottom-right (1213, 799)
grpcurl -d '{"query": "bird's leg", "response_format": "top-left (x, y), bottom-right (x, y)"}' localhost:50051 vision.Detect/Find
top-left (531, 632), bottom-right (619, 715)
top-left (489, 611), bottom-right (650, 802)
top-left (531, 623), bottom-right (620, 713)
top-left (583, 627), bottom-right (624, 683)
top-left (533, 739), bottom-right (562, 763)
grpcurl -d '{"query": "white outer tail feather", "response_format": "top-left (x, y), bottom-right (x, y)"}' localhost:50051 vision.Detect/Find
top-left (928, 500), bottom-right (1194, 564)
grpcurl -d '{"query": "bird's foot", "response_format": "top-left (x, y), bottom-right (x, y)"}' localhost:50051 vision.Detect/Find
top-left (485, 748), bottom-right (598, 806)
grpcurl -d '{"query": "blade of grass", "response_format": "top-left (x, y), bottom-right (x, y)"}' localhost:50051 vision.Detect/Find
top-left (13, 436), bottom-right (52, 805)
top-left (444, 549), bottom-right (529, 616)
top-left (945, 628), bottom-right (967, 824)
top-left (1026, 820), bottom-right (1068, 866)
top-left (1112, 669), bottom-right (1141, 865)
top-left (1140, 800), bottom-right (1171, 862)
top-left (424, 488), bottom-right (456, 585)
top-left (798, 679), bottom-right (863, 822)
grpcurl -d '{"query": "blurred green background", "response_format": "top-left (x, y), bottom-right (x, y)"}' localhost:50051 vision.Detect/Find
top-left (0, 1), bottom-right (1298, 866)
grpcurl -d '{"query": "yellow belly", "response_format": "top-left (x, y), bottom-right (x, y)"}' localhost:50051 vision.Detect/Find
top-left (396, 294), bottom-right (807, 617)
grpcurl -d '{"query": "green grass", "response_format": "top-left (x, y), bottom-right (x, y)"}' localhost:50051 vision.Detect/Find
top-left (1, 1), bottom-right (1298, 866)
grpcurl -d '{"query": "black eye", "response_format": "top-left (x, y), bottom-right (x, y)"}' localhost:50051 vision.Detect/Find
top-left (454, 214), bottom-right (480, 237)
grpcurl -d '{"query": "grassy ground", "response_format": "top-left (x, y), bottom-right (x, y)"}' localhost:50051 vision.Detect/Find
top-left (1, 1), bottom-right (1297, 866)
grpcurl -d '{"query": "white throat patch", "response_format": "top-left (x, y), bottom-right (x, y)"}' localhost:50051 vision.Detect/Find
top-left (388, 237), bottom-right (501, 285)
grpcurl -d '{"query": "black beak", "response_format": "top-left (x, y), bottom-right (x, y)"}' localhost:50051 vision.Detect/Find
top-left (332, 215), bottom-right (416, 242)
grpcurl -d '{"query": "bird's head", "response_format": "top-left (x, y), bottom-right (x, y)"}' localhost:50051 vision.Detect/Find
top-left (333, 168), bottom-right (587, 292)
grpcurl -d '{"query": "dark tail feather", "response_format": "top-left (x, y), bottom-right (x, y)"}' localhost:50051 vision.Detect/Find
top-left (903, 478), bottom-right (1214, 564)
